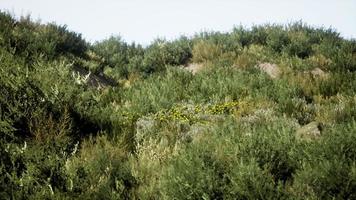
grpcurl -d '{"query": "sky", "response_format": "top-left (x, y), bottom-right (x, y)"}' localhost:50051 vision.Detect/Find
top-left (1, 0), bottom-right (355, 44)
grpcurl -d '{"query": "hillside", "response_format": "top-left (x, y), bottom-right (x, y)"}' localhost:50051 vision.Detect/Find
top-left (1, 11), bottom-right (356, 199)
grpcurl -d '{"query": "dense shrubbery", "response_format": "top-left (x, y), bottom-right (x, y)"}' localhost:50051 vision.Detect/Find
top-left (1, 10), bottom-right (356, 199)
top-left (142, 37), bottom-right (192, 74)
top-left (92, 36), bottom-right (144, 77)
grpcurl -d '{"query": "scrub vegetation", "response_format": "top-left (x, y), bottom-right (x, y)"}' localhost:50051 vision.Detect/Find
top-left (1, 11), bottom-right (356, 199)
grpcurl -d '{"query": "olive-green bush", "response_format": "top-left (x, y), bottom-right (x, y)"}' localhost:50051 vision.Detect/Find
top-left (1, 10), bottom-right (356, 199)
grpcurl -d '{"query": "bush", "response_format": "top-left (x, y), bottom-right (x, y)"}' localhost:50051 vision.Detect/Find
top-left (66, 135), bottom-right (136, 199)
top-left (331, 40), bottom-right (356, 72)
top-left (0, 11), bottom-right (15, 47)
top-left (0, 107), bottom-right (74, 199)
top-left (266, 26), bottom-right (290, 53)
top-left (234, 44), bottom-right (275, 68)
top-left (92, 36), bottom-right (144, 77)
top-left (1, 13), bottom-right (356, 199)
top-left (284, 31), bottom-right (313, 58)
top-left (43, 23), bottom-right (88, 57)
top-left (192, 40), bottom-right (222, 63)
top-left (292, 121), bottom-right (356, 199)
top-left (142, 38), bottom-right (192, 73)
top-left (232, 26), bottom-right (253, 47)
top-left (159, 116), bottom-right (294, 199)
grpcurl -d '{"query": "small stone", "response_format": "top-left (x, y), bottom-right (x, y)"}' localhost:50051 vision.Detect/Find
top-left (257, 63), bottom-right (281, 79)
top-left (310, 68), bottom-right (328, 78)
top-left (296, 121), bottom-right (321, 140)
top-left (183, 63), bottom-right (204, 75)
top-left (182, 124), bottom-right (209, 143)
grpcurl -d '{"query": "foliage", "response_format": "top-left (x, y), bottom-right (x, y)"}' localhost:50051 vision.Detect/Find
top-left (142, 38), bottom-right (192, 73)
top-left (192, 40), bottom-right (222, 63)
top-left (1, 10), bottom-right (356, 199)
top-left (92, 36), bottom-right (144, 77)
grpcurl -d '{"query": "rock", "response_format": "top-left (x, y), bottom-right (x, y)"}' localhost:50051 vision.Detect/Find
top-left (256, 63), bottom-right (281, 79)
top-left (296, 121), bottom-right (321, 140)
top-left (310, 68), bottom-right (328, 78)
top-left (183, 63), bottom-right (204, 75)
top-left (181, 124), bottom-right (209, 143)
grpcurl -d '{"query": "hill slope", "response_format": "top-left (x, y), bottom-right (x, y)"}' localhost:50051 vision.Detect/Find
top-left (1, 11), bottom-right (356, 199)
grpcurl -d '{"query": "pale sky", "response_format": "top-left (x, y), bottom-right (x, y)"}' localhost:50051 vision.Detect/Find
top-left (1, 0), bottom-right (355, 44)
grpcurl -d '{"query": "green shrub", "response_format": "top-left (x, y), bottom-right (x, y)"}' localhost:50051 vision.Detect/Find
top-left (318, 71), bottom-right (356, 96)
top-left (266, 26), bottom-right (290, 53)
top-left (159, 117), bottom-right (294, 199)
top-left (234, 44), bottom-right (275, 68)
top-left (194, 31), bottom-right (242, 54)
top-left (43, 23), bottom-right (88, 57)
top-left (142, 38), bottom-right (192, 74)
top-left (226, 160), bottom-right (282, 199)
top-left (93, 36), bottom-right (129, 66)
top-left (159, 146), bottom-right (215, 199)
top-left (0, 107), bottom-right (74, 199)
top-left (192, 40), bottom-right (222, 63)
top-left (0, 11), bottom-right (15, 47)
top-left (232, 26), bottom-right (253, 47)
top-left (331, 40), bottom-right (356, 72)
top-left (66, 135), bottom-right (136, 199)
top-left (284, 31), bottom-right (313, 58)
top-left (292, 121), bottom-right (356, 199)
top-left (92, 36), bottom-right (145, 77)
top-left (315, 95), bottom-right (356, 125)
top-left (249, 25), bottom-right (270, 45)
top-left (1, 13), bottom-right (356, 199)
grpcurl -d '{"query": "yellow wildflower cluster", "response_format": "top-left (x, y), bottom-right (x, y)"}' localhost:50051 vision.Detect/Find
top-left (154, 101), bottom-right (239, 124)
top-left (207, 101), bottom-right (239, 115)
